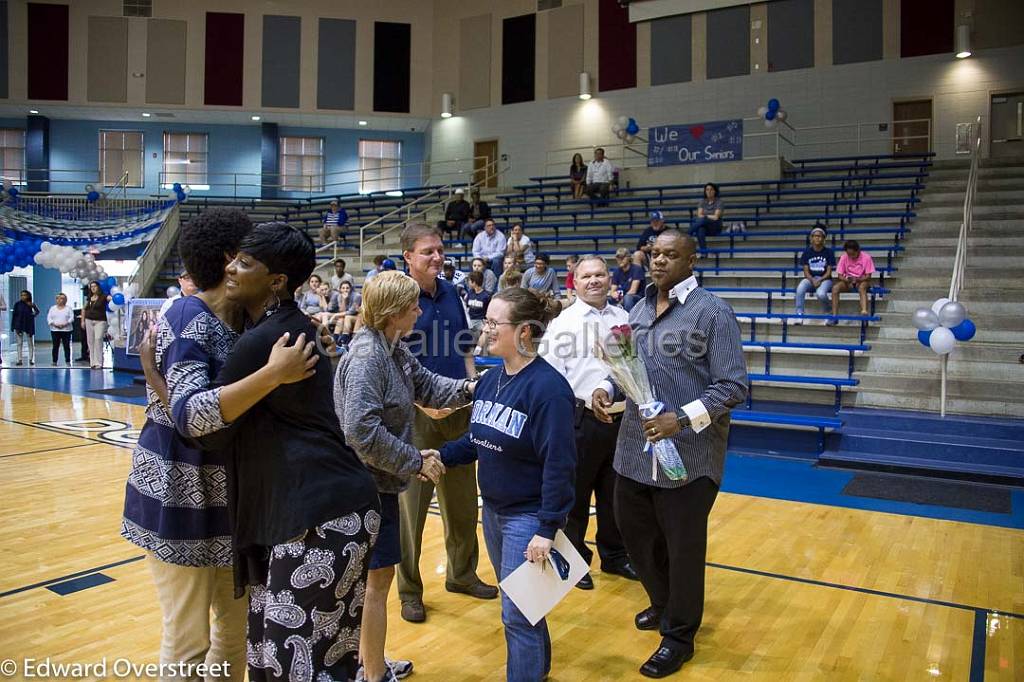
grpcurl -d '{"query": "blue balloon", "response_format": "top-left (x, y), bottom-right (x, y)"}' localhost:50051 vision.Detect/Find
top-left (951, 319), bottom-right (976, 341)
top-left (626, 118), bottom-right (640, 136)
top-left (916, 329), bottom-right (933, 347)
top-left (172, 182), bottom-right (182, 192)
top-left (768, 98), bottom-right (780, 111)
top-left (176, 191), bottom-right (187, 203)
top-left (766, 109), bottom-right (777, 121)
top-left (7, 187), bottom-right (18, 198)
top-left (106, 276), bottom-right (117, 288)
top-left (112, 293), bottom-right (125, 306)
top-left (87, 190), bottom-right (100, 202)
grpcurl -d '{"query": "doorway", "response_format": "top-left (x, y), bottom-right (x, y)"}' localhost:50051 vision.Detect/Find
top-left (473, 140), bottom-right (498, 188)
top-left (893, 100), bottom-right (932, 155)
top-left (991, 92), bottom-right (1024, 159)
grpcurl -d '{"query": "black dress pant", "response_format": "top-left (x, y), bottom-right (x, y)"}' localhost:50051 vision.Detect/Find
top-left (564, 408), bottom-right (628, 569)
top-left (51, 331), bottom-right (71, 362)
top-left (614, 474), bottom-right (719, 654)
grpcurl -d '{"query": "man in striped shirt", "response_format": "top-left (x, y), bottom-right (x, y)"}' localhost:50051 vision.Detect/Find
top-left (593, 230), bottom-right (748, 678)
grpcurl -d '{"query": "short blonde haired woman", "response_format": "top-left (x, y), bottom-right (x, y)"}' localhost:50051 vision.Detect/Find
top-left (334, 270), bottom-right (476, 682)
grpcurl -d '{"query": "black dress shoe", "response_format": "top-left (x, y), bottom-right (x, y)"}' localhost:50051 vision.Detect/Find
top-left (634, 606), bottom-right (662, 631)
top-left (639, 646), bottom-right (693, 678)
top-left (445, 580), bottom-right (499, 600)
top-left (603, 561), bottom-right (640, 581)
top-left (575, 573), bottom-right (594, 590)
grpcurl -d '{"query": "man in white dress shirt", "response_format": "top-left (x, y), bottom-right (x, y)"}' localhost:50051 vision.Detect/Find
top-left (585, 147), bottom-right (615, 206)
top-left (540, 255), bottom-right (639, 590)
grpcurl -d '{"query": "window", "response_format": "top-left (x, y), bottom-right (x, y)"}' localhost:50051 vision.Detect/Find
top-left (99, 130), bottom-right (144, 187)
top-left (162, 132), bottom-right (209, 190)
top-left (358, 140), bottom-right (402, 193)
top-left (0, 129), bottom-right (26, 186)
top-left (280, 136), bottom-right (324, 192)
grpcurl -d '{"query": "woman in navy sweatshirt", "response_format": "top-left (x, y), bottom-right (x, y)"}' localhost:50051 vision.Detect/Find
top-left (441, 287), bottom-right (577, 682)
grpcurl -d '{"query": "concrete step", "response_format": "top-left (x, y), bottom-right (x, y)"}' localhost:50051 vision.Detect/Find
top-left (854, 383), bottom-right (1024, 418)
top-left (866, 338), bottom-right (1022, 363)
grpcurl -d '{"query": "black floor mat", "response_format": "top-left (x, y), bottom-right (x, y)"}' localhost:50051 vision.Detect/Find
top-left (841, 474), bottom-right (1012, 514)
top-left (89, 385), bottom-right (148, 398)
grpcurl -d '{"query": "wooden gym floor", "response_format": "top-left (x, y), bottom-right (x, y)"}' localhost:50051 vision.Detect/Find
top-left (0, 376), bottom-right (1021, 681)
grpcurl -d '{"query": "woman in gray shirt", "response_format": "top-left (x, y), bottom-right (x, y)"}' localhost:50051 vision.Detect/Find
top-left (334, 270), bottom-right (475, 682)
top-left (689, 182), bottom-right (724, 252)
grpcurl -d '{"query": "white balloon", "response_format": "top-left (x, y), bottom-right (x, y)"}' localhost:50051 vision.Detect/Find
top-left (931, 297), bottom-right (951, 315)
top-left (764, 119), bottom-right (777, 128)
top-left (166, 286), bottom-right (181, 298)
top-left (33, 252), bottom-right (44, 264)
top-left (617, 116), bottom-right (629, 127)
top-left (776, 110), bottom-right (787, 121)
top-left (611, 123), bottom-right (622, 134)
top-left (111, 286), bottom-right (122, 295)
top-left (928, 327), bottom-right (956, 355)
top-left (757, 106), bottom-right (768, 116)
top-left (626, 134), bottom-right (637, 144)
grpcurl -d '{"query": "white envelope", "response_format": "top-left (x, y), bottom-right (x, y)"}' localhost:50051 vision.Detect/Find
top-left (498, 530), bottom-right (590, 626)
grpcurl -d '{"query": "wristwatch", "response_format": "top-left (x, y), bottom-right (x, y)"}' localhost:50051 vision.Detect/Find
top-left (676, 414), bottom-right (691, 430)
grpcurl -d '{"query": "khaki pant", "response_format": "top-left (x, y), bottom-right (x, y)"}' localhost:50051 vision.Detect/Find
top-left (84, 319), bottom-right (107, 368)
top-left (397, 406), bottom-right (482, 603)
top-left (146, 555), bottom-right (247, 682)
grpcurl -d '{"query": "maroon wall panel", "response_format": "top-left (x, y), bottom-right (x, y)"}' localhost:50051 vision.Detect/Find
top-left (204, 12), bottom-right (245, 106)
top-left (900, 0), bottom-right (954, 58)
top-left (27, 3), bottom-right (69, 100)
top-left (598, 0), bottom-right (637, 92)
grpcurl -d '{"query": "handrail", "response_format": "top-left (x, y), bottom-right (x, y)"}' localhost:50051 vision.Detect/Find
top-left (308, 156), bottom-right (507, 272)
top-left (126, 203), bottom-right (182, 298)
top-left (939, 115), bottom-right (982, 417)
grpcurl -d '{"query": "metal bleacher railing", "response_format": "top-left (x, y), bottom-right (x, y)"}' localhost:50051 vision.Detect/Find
top-left (940, 115), bottom-right (982, 417)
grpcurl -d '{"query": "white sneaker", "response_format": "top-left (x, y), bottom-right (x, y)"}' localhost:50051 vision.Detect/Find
top-left (356, 659), bottom-right (412, 682)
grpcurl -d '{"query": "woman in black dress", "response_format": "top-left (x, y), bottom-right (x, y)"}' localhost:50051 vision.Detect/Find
top-left (194, 222), bottom-right (381, 682)
top-left (10, 290), bottom-right (40, 365)
top-left (569, 153), bottom-right (587, 200)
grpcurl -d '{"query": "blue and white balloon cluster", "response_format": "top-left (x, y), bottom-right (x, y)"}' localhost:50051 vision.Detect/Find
top-left (33, 242), bottom-right (112, 286)
top-left (84, 183), bottom-right (107, 203)
top-left (0, 235), bottom-right (44, 273)
top-left (757, 98), bottom-right (787, 128)
top-left (612, 116), bottom-right (641, 144)
top-left (171, 182), bottom-right (190, 203)
top-left (0, 178), bottom-right (20, 203)
top-left (913, 298), bottom-right (976, 355)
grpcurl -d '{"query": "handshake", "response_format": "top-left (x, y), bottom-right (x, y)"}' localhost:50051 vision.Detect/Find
top-left (417, 449), bottom-right (446, 484)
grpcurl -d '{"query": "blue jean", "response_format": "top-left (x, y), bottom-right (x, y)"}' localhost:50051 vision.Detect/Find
top-left (794, 278), bottom-right (833, 315)
top-left (622, 293), bottom-right (642, 311)
top-left (688, 217), bottom-right (722, 250)
top-left (482, 505), bottom-right (551, 682)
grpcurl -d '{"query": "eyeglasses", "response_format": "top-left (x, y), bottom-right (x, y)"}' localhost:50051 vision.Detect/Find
top-left (482, 319), bottom-right (517, 331)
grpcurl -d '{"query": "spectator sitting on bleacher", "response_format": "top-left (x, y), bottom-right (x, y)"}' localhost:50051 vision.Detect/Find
top-left (689, 183), bottom-right (724, 252)
top-left (633, 211), bottom-right (667, 266)
top-left (319, 199), bottom-right (348, 245)
top-left (522, 253), bottom-right (559, 298)
top-left (794, 225), bottom-right (835, 324)
top-left (463, 271), bottom-right (491, 333)
top-left (440, 259), bottom-right (467, 289)
top-left (298, 274), bottom-right (326, 315)
top-left (438, 188), bottom-right (472, 240)
top-left (333, 280), bottom-right (363, 347)
top-left (570, 153), bottom-right (587, 199)
top-left (585, 147), bottom-right (614, 206)
top-left (499, 267), bottom-right (523, 291)
top-left (611, 247), bottom-right (646, 311)
top-left (829, 239), bottom-right (875, 325)
top-left (471, 257), bottom-right (498, 294)
top-left (330, 258), bottom-right (355, 291)
top-left (364, 255), bottom-right (386, 284)
top-left (472, 219), bottom-right (506, 278)
top-left (506, 223), bottom-right (536, 266)
top-left (313, 282), bottom-right (342, 327)
top-left (460, 188), bottom-right (492, 240)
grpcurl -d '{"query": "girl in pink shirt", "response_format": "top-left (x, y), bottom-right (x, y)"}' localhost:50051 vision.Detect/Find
top-left (829, 240), bottom-right (875, 323)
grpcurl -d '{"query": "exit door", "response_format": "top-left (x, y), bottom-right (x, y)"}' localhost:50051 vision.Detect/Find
top-left (991, 93), bottom-right (1024, 159)
top-left (893, 100), bottom-right (932, 155)
top-left (473, 140), bottom-right (498, 188)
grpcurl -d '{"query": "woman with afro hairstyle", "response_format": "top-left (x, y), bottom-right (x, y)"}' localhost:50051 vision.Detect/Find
top-left (122, 208), bottom-right (318, 682)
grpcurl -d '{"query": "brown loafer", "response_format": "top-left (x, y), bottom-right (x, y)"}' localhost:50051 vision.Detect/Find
top-left (445, 580), bottom-right (499, 600)
top-left (400, 600), bottom-right (426, 623)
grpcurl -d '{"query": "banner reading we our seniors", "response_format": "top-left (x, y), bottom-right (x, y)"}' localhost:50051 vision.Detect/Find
top-left (646, 119), bottom-right (744, 167)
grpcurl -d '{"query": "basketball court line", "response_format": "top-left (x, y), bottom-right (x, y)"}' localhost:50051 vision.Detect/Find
top-left (0, 442), bottom-right (96, 459)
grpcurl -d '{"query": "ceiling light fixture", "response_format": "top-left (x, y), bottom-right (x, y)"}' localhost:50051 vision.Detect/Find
top-left (142, 112), bottom-right (152, 117)
top-left (29, 109), bottom-right (39, 114)
top-left (251, 115), bottom-right (261, 121)
top-left (358, 120), bottom-right (368, 126)
top-left (579, 72), bottom-right (592, 100)
top-left (441, 92), bottom-right (453, 119)
top-left (954, 24), bottom-right (972, 59)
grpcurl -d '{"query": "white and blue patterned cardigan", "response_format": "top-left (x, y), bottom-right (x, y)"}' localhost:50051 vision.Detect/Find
top-left (120, 295), bottom-right (237, 567)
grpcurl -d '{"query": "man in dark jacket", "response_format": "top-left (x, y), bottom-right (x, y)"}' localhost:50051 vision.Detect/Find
top-left (437, 189), bottom-right (471, 240)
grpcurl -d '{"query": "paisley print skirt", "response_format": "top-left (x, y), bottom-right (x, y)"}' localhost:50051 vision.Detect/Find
top-left (246, 506), bottom-right (381, 682)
